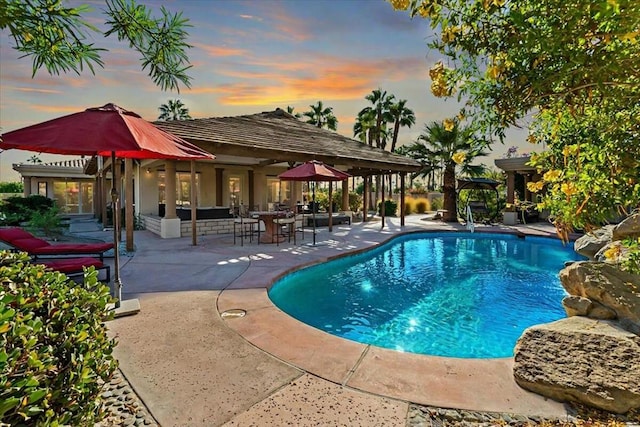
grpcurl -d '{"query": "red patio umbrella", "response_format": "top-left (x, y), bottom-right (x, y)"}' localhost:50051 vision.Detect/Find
top-left (0, 103), bottom-right (215, 309)
top-left (278, 161), bottom-right (351, 245)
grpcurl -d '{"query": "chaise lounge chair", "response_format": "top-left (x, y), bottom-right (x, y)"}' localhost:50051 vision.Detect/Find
top-left (37, 257), bottom-right (111, 283)
top-left (0, 227), bottom-right (114, 260)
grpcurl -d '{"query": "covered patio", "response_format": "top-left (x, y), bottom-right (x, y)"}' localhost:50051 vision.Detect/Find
top-left (89, 108), bottom-right (421, 241)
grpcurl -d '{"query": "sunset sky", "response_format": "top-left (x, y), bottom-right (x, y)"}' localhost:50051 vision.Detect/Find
top-left (0, 0), bottom-right (530, 182)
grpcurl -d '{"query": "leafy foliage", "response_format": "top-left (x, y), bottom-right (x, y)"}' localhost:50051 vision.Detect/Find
top-left (0, 251), bottom-right (117, 425)
top-left (27, 206), bottom-right (63, 238)
top-left (0, 182), bottom-right (24, 194)
top-left (0, 0), bottom-right (192, 91)
top-left (0, 195), bottom-right (54, 227)
top-left (379, 200), bottom-right (398, 216)
top-left (389, 0), bottom-right (640, 245)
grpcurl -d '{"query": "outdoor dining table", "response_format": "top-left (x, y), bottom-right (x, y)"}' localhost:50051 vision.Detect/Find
top-left (251, 211), bottom-right (287, 244)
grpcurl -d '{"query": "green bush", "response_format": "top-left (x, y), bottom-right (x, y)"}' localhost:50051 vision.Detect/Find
top-left (331, 190), bottom-right (362, 212)
top-left (0, 182), bottom-right (24, 193)
top-left (0, 251), bottom-right (117, 426)
top-left (0, 195), bottom-right (54, 226)
top-left (27, 206), bottom-right (63, 238)
top-left (431, 197), bottom-right (444, 211)
top-left (378, 200), bottom-right (398, 216)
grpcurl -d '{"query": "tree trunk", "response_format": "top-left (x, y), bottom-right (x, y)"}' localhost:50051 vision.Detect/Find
top-left (443, 163), bottom-right (457, 222)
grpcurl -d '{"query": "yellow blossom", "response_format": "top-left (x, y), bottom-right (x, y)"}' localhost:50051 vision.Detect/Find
top-left (456, 111), bottom-right (465, 121)
top-left (443, 118), bottom-right (455, 131)
top-left (543, 169), bottom-right (562, 182)
top-left (442, 26), bottom-right (460, 43)
top-left (452, 152), bottom-right (466, 164)
top-left (527, 181), bottom-right (545, 193)
top-left (486, 65), bottom-right (501, 80)
top-left (388, 0), bottom-right (410, 10)
top-left (527, 134), bottom-right (537, 144)
top-left (561, 182), bottom-right (578, 196)
top-left (429, 61), bottom-right (445, 80)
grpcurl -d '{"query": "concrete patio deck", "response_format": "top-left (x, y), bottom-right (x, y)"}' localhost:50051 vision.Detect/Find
top-left (73, 215), bottom-right (576, 426)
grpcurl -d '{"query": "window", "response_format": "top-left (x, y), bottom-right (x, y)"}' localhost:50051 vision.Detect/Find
top-left (266, 177), bottom-right (290, 204)
top-left (38, 182), bottom-right (47, 196)
top-left (51, 180), bottom-right (93, 214)
top-left (158, 172), bottom-right (200, 206)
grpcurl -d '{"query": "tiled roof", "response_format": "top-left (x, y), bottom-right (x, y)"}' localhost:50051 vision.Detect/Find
top-left (154, 108), bottom-right (421, 174)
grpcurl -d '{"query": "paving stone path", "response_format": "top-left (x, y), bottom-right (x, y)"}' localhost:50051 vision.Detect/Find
top-left (95, 370), bottom-right (158, 427)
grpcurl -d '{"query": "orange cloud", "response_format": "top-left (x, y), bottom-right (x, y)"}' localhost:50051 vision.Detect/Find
top-left (9, 87), bottom-right (63, 94)
top-left (29, 104), bottom-right (88, 114)
top-left (202, 54), bottom-right (426, 106)
top-left (194, 43), bottom-right (250, 57)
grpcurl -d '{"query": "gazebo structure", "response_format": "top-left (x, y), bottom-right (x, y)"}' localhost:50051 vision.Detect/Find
top-left (494, 156), bottom-right (539, 205)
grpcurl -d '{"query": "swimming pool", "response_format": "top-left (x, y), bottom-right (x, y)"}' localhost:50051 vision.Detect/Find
top-left (269, 232), bottom-right (585, 358)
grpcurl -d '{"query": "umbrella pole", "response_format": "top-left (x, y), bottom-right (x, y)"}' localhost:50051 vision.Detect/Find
top-left (111, 152), bottom-right (122, 308)
top-left (312, 182), bottom-right (316, 246)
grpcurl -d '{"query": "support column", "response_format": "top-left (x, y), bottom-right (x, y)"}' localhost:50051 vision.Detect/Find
top-left (94, 176), bottom-right (102, 221)
top-left (125, 158), bottom-right (134, 252)
top-left (161, 160), bottom-right (181, 238)
top-left (341, 180), bottom-right (349, 211)
top-left (400, 172), bottom-right (406, 227)
top-left (101, 171), bottom-right (108, 227)
top-left (114, 159), bottom-right (122, 242)
top-left (248, 169), bottom-right (255, 210)
top-left (215, 168), bottom-right (224, 206)
top-left (23, 177), bottom-right (32, 196)
top-left (380, 173), bottom-right (385, 229)
top-left (362, 175), bottom-right (369, 223)
top-left (506, 171), bottom-right (516, 204)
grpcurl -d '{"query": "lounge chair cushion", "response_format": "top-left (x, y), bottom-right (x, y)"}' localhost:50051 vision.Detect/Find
top-left (39, 257), bottom-right (104, 273)
top-left (37, 257), bottom-right (111, 282)
top-left (0, 227), bottom-right (113, 258)
top-left (0, 227), bottom-right (34, 242)
top-left (10, 237), bottom-right (50, 251)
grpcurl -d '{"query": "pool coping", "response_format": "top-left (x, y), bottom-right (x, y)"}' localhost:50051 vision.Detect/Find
top-left (218, 229), bottom-right (573, 418)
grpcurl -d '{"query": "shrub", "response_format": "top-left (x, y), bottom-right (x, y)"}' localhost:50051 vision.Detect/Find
top-left (27, 206), bottom-right (63, 238)
top-left (0, 195), bottom-right (54, 226)
top-left (415, 198), bottom-right (429, 214)
top-left (405, 200), bottom-right (414, 215)
top-left (431, 197), bottom-right (444, 211)
top-left (0, 251), bottom-right (117, 426)
top-left (331, 190), bottom-right (362, 212)
top-left (378, 200), bottom-right (398, 216)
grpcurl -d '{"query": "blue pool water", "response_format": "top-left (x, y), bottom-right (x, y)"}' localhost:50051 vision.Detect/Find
top-left (269, 232), bottom-right (586, 358)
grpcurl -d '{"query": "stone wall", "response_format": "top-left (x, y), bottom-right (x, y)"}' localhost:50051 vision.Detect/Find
top-left (141, 215), bottom-right (234, 238)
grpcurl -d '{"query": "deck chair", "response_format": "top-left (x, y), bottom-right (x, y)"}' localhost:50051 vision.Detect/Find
top-left (37, 257), bottom-right (111, 283)
top-left (0, 227), bottom-right (113, 260)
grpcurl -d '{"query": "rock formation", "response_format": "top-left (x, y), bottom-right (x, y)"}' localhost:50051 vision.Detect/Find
top-left (514, 212), bottom-right (640, 413)
top-left (513, 317), bottom-right (640, 414)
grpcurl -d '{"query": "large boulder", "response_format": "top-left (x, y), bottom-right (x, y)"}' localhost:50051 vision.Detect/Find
top-left (560, 261), bottom-right (640, 333)
top-left (513, 317), bottom-right (640, 413)
top-left (612, 212), bottom-right (640, 241)
top-left (574, 225), bottom-right (614, 259)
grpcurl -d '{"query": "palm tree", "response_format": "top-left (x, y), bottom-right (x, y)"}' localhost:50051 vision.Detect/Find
top-left (286, 105), bottom-right (302, 119)
top-left (406, 120), bottom-right (489, 221)
top-left (302, 101), bottom-right (338, 131)
top-left (158, 99), bottom-right (192, 121)
top-left (389, 99), bottom-right (415, 153)
top-left (358, 89), bottom-right (395, 149)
